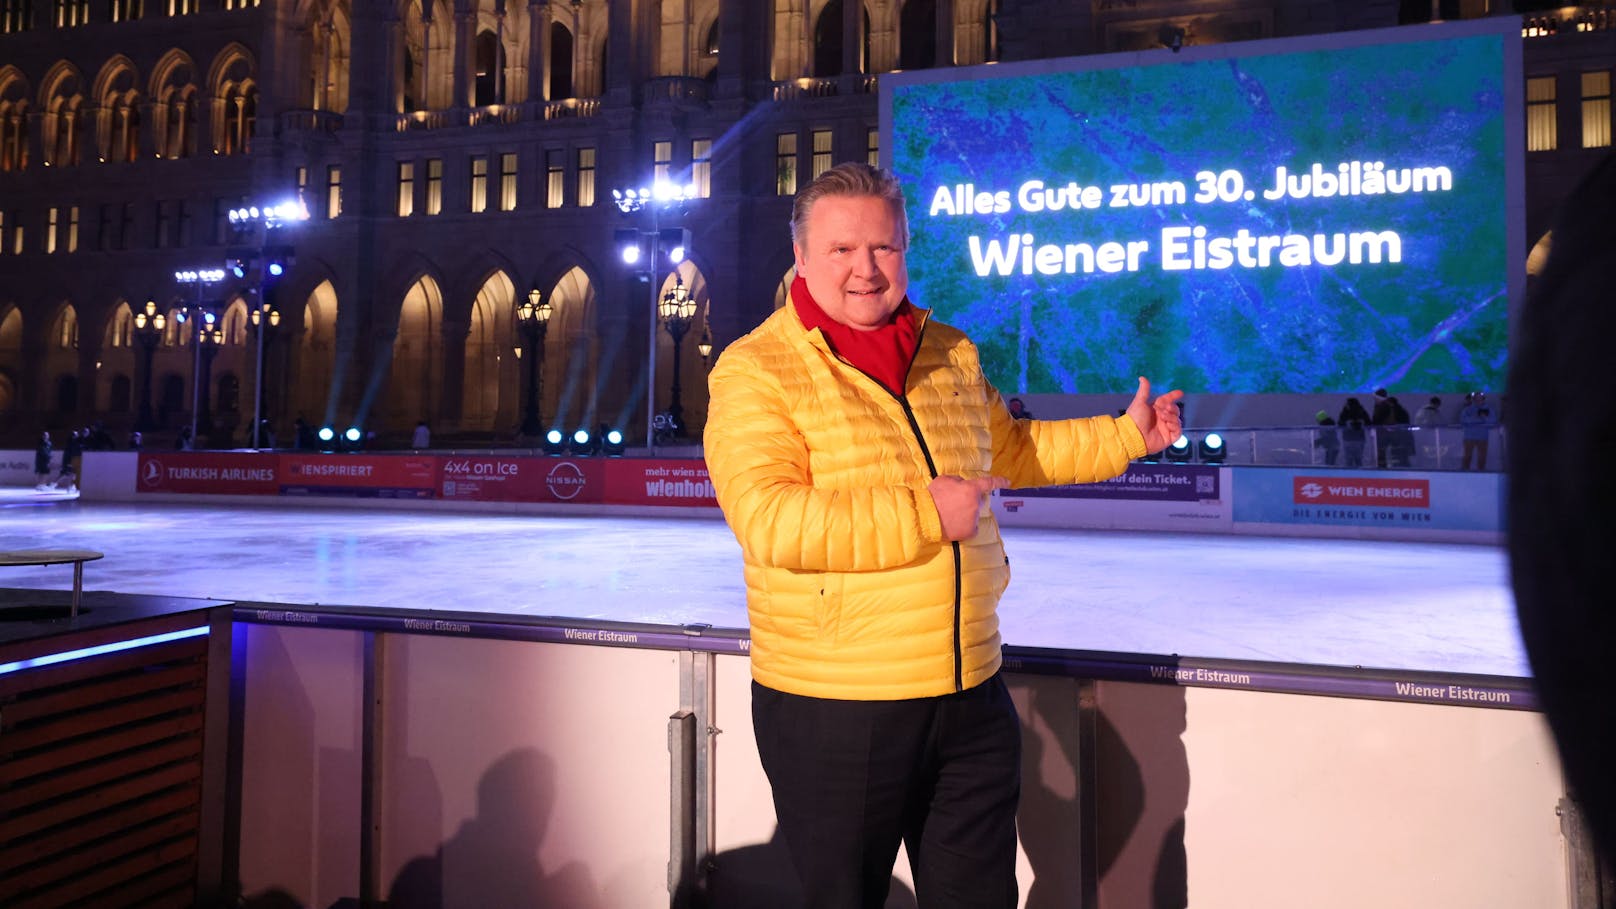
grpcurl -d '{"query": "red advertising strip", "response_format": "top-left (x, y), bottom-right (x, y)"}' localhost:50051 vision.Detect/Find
top-left (604, 459), bottom-right (718, 507)
top-left (137, 452), bottom-right (280, 495)
top-left (439, 456), bottom-right (605, 504)
top-left (281, 454), bottom-right (439, 499)
top-left (1292, 476), bottom-right (1430, 508)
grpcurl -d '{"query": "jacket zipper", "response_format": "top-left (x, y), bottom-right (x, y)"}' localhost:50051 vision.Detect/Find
top-left (823, 321), bottom-right (965, 693)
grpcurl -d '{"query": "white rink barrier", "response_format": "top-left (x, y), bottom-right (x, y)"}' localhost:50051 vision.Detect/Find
top-left (232, 607), bottom-right (1564, 909)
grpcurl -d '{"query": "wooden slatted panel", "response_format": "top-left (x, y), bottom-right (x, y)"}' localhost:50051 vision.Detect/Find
top-left (0, 787), bottom-right (199, 874)
top-left (2, 712), bottom-right (205, 783)
top-left (0, 629), bottom-right (208, 908)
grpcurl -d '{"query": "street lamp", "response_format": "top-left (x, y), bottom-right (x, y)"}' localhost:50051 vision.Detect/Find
top-left (515, 284), bottom-right (553, 438)
top-left (247, 303), bottom-right (284, 447)
top-left (175, 268), bottom-right (225, 445)
top-left (131, 299), bottom-right (166, 431)
top-left (697, 328), bottom-right (713, 370)
top-left (657, 275), bottom-right (700, 438)
top-left (228, 197), bottom-right (308, 449)
top-left (613, 179), bottom-right (698, 450)
top-left (194, 314), bottom-right (224, 441)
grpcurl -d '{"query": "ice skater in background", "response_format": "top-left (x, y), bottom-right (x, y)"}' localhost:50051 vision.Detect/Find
top-left (34, 430), bottom-right (53, 489)
top-left (1338, 396), bottom-right (1371, 468)
top-left (705, 162), bottom-right (1184, 909)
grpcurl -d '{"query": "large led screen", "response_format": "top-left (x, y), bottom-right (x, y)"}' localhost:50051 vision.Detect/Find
top-left (883, 22), bottom-right (1522, 395)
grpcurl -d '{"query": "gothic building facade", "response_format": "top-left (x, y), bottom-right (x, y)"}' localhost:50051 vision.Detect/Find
top-left (0, 0), bottom-right (1609, 447)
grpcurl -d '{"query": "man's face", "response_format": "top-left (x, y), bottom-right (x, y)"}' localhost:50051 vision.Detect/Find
top-left (794, 194), bottom-right (908, 331)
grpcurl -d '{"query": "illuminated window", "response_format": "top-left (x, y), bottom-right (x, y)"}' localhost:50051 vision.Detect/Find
top-left (54, 0), bottom-right (87, 26)
top-left (166, 0), bottom-right (196, 14)
top-left (546, 149), bottom-right (564, 208)
top-left (46, 207), bottom-right (58, 253)
top-left (108, 0), bottom-right (140, 18)
top-left (2, 0), bottom-right (36, 32)
top-left (867, 127), bottom-right (879, 166)
top-left (397, 161), bottom-right (415, 217)
top-left (426, 158), bottom-right (443, 215)
top-left (499, 152), bottom-right (517, 211)
top-left (654, 140), bottom-right (672, 184)
top-left (9, 211), bottom-right (21, 254)
top-left (577, 147), bottom-right (595, 207)
top-left (1527, 76), bottom-right (1557, 152)
top-left (67, 204), bottom-right (77, 251)
top-left (326, 165), bottom-right (342, 218)
top-left (470, 155), bottom-right (488, 213)
top-left (1583, 71), bottom-right (1611, 149)
top-left (776, 133), bottom-right (797, 196)
top-left (692, 139), bottom-right (712, 198)
top-left (812, 129), bottom-right (833, 180)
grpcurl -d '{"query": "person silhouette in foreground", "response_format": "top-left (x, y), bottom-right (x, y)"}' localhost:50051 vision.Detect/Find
top-left (1508, 150), bottom-right (1616, 864)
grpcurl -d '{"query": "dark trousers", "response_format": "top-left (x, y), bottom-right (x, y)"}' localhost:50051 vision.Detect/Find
top-left (752, 673), bottom-right (1022, 909)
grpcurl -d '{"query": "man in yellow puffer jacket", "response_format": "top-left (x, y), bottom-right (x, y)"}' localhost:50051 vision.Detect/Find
top-left (705, 162), bottom-right (1184, 908)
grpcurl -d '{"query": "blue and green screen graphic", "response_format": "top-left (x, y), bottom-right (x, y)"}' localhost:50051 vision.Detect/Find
top-left (886, 29), bottom-right (1513, 395)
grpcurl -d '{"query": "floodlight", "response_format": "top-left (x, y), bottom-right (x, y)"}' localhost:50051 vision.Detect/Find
top-left (542, 428), bottom-right (566, 456)
top-left (1165, 435), bottom-right (1193, 463)
top-left (1199, 432), bottom-right (1227, 464)
top-left (602, 427), bottom-right (625, 456)
top-left (660, 228), bottom-right (693, 264)
top-left (570, 427), bottom-right (597, 456)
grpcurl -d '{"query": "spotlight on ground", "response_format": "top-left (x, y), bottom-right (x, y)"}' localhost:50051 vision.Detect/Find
top-left (602, 427), bottom-right (625, 456)
top-left (317, 426), bottom-right (336, 452)
top-left (1165, 435), bottom-right (1193, 463)
top-left (1199, 432), bottom-right (1227, 464)
top-left (542, 429), bottom-right (566, 456)
top-left (343, 426), bottom-right (364, 451)
top-left (570, 427), bottom-right (597, 457)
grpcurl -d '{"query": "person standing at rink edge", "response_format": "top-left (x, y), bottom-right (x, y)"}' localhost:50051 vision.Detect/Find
top-left (704, 162), bottom-right (1185, 909)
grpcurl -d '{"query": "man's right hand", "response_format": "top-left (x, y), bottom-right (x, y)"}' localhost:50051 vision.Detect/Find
top-left (929, 475), bottom-right (1010, 541)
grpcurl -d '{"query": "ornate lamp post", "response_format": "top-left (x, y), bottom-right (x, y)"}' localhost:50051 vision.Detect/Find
top-left (247, 303), bottom-right (283, 447)
top-left (657, 275), bottom-right (699, 437)
top-left (514, 285), bottom-right (553, 438)
top-left (131, 299), bottom-right (166, 431)
top-left (195, 315), bottom-right (224, 437)
top-left (697, 328), bottom-right (713, 370)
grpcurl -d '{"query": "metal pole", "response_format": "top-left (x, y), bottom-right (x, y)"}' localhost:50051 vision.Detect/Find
top-left (252, 266), bottom-right (266, 449)
top-left (190, 281), bottom-right (202, 445)
top-left (646, 206), bottom-right (660, 451)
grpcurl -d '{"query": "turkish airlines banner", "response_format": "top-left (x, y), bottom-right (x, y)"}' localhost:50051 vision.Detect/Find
top-left (137, 452), bottom-right (280, 495)
top-left (603, 459), bottom-right (718, 507)
top-left (280, 454), bottom-right (439, 498)
top-left (439, 456), bottom-right (605, 504)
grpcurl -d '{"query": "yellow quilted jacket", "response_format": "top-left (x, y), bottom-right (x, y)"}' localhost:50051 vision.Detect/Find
top-left (704, 305), bottom-right (1147, 700)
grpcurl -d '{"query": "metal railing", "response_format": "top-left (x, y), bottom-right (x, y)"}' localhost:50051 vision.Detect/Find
top-left (1161, 425), bottom-right (1506, 471)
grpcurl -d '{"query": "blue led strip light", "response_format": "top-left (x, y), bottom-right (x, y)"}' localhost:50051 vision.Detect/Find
top-left (0, 626), bottom-right (211, 676)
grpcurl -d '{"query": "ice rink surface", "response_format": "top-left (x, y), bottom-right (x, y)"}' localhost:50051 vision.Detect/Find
top-left (0, 494), bottom-right (1524, 678)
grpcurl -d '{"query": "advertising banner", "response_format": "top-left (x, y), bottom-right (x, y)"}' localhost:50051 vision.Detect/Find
top-left (603, 459), bottom-right (718, 507)
top-left (280, 454), bottom-right (438, 498)
top-left (995, 464), bottom-right (1228, 532)
top-left (1009, 464), bottom-right (1221, 502)
top-left (439, 456), bottom-right (605, 504)
top-left (1232, 468), bottom-right (1503, 533)
top-left (136, 452), bottom-right (280, 496)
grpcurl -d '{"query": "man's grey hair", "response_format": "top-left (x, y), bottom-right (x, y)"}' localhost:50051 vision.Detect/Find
top-left (789, 162), bottom-right (910, 249)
